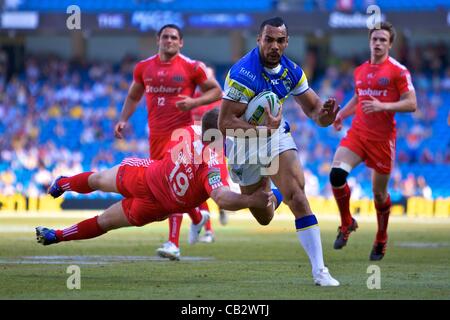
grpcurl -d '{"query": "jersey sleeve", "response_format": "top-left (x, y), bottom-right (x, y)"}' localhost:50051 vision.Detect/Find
top-left (291, 66), bottom-right (309, 96)
top-left (191, 61), bottom-right (208, 86)
top-left (395, 67), bottom-right (415, 96)
top-left (133, 61), bottom-right (145, 85)
top-left (202, 163), bottom-right (230, 196)
top-left (222, 67), bottom-right (256, 104)
top-left (353, 67), bottom-right (359, 95)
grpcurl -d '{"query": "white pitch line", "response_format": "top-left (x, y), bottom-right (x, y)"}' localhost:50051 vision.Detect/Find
top-left (0, 210), bottom-right (449, 224)
top-left (0, 255), bottom-right (216, 265)
top-left (0, 226), bottom-right (34, 233)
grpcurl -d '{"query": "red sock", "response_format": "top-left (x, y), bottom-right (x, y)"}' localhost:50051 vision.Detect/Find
top-left (58, 172), bottom-right (94, 194)
top-left (199, 202), bottom-right (209, 212)
top-left (56, 216), bottom-right (105, 242)
top-left (204, 219), bottom-right (212, 232)
top-left (375, 195), bottom-right (391, 243)
top-left (168, 214), bottom-right (183, 247)
top-left (199, 202), bottom-right (213, 232)
top-left (187, 208), bottom-right (201, 225)
top-left (332, 183), bottom-right (352, 227)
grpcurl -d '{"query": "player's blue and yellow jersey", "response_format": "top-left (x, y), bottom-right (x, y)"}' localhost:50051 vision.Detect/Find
top-left (223, 47), bottom-right (309, 105)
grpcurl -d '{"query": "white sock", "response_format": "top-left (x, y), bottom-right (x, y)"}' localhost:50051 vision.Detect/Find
top-left (296, 224), bottom-right (325, 276)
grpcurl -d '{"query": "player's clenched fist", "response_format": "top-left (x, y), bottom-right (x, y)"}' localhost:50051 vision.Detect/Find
top-left (361, 95), bottom-right (385, 114)
top-left (114, 121), bottom-right (127, 139)
top-left (176, 95), bottom-right (197, 111)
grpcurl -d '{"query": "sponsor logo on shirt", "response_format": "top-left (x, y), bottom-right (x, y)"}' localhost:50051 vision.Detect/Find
top-left (378, 77), bottom-right (390, 86)
top-left (226, 86), bottom-right (244, 100)
top-left (146, 85), bottom-right (183, 94)
top-left (239, 67), bottom-right (256, 81)
top-left (172, 75), bottom-right (184, 83)
top-left (283, 78), bottom-right (292, 92)
top-left (357, 88), bottom-right (388, 97)
top-left (208, 168), bottom-right (223, 189)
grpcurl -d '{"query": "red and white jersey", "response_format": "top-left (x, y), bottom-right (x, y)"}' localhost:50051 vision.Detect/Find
top-left (144, 125), bottom-right (229, 212)
top-left (352, 56), bottom-right (414, 141)
top-left (133, 54), bottom-right (208, 137)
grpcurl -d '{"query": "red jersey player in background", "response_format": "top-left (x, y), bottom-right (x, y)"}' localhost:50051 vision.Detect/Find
top-left (37, 109), bottom-right (273, 248)
top-left (114, 24), bottom-right (222, 260)
top-left (329, 22), bottom-right (417, 260)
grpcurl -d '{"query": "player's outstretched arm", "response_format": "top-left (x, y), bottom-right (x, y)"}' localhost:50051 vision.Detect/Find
top-left (293, 89), bottom-right (340, 127)
top-left (210, 186), bottom-right (273, 211)
top-left (114, 81), bottom-right (145, 139)
top-left (334, 94), bottom-right (358, 131)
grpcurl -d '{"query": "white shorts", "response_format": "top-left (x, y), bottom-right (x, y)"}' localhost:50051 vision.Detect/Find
top-left (225, 121), bottom-right (297, 186)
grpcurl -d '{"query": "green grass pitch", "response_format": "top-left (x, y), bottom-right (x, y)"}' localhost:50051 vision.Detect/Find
top-left (0, 211), bottom-right (449, 300)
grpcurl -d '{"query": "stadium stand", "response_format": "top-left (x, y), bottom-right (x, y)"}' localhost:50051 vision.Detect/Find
top-left (13, 0), bottom-right (274, 12)
top-left (13, 0), bottom-right (450, 12)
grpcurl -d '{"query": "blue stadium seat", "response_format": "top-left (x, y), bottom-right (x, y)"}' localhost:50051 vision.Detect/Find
top-left (17, 0), bottom-right (275, 12)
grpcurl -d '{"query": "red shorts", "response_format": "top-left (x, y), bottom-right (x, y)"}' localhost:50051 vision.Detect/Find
top-left (116, 158), bottom-right (169, 226)
top-left (340, 129), bottom-right (395, 175)
top-left (149, 135), bottom-right (171, 160)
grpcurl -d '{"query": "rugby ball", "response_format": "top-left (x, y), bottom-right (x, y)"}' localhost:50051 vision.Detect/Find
top-left (244, 91), bottom-right (281, 125)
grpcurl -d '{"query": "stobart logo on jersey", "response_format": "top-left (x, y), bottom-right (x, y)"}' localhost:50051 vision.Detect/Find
top-left (146, 85), bottom-right (183, 94)
top-left (358, 88), bottom-right (388, 97)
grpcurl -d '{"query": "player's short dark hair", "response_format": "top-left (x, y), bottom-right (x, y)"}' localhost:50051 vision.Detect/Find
top-left (369, 21), bottom-right (395, 44)
top-left (202, 108), bottom-right (220, 137)
top-left (259, 17), bottom-right (288, 35)
top-left (157, 24), bottom-right (183, 39)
